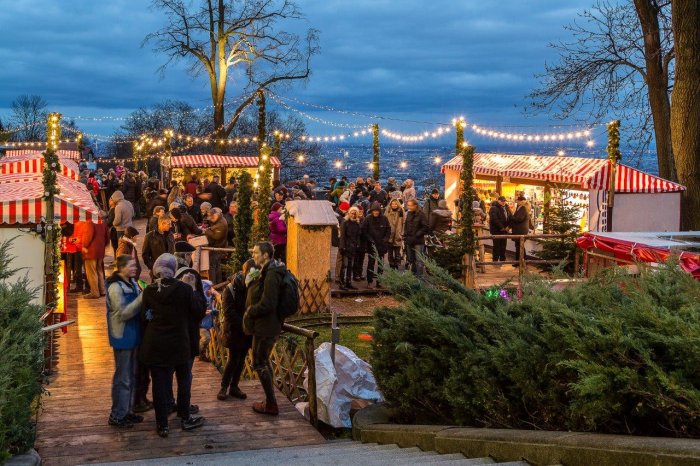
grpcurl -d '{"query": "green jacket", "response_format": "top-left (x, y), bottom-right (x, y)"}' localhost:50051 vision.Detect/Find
top-left (244, 259), bottom-right (285, 337)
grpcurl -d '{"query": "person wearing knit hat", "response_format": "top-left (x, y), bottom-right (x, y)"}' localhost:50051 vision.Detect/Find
top-left (140, 252), bottom-right (206, 437)
top-left (110, 189), bottom-right (134, 237)
top-left (361, 201), bottom-right (391, 288)
top-left (115, 226), bottom-right (142, 278)
top-left (338, 201), bottom-right (350, 213)
top-left (174, 241), bottom-right (196, 268)
top-left (339, 206), bottom-right (362, 290)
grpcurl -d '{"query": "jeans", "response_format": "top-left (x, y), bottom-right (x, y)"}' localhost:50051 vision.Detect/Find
top-left (342, 253), bottom-right (355, 285)
top-left (208, 251), bottom-right (221, 284)
top-left (366, 249), bottom-right (386, 283)
top-left (111, 348), bottom-right (136, 420)
top-left (84, 258), bottom-right (105, 297)
top-left (405, 244), bottom-right (425, 276)
top-left (353, 248), bottom-right (365, 278)
top-left (151, 363), bottom-right (191, 428)
top-left (388, 246), bottom-right (401, 269)
top-left (252, 336), bottom-right (278, 404)
top-left (221, 346), bottom-right (250, 389)
top-left (492, 237), bottom-right (507, 262)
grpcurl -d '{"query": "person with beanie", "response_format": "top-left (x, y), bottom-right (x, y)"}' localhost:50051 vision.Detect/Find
top-left (115, 226), bottom-right (142, 279)
top-left (268, 202), bottom-right (287, 262)
top-left (384, 198), bottom-right (404, 269)
top-left (429, 199), bottom-right (453, 235)
top-left (174, 241), bottom-right (196, 269)
top-left (199, 202), bottom-right (213, 227)
top-left (106, 255), bottom-right (144, 428)
top-left (110, 190), bottom-right (134, 239)
top-left (423, 188), bottom-right (442, 218)
top-left (361, 201), bottom-right (391, 288)
top-left (339, 206), bottom-right (362, 290)
top-left (139, 254), bottom-right (205, 437)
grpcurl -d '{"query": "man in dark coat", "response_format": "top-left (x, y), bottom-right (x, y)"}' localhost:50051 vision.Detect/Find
top-left (361, 202), bottom-right (391, 287)
top-left (139, 254), bottom-right (205, 437)
top-left (204, 175), bottom-right (227, 209)
top-left (422, 188), bottom-right (442, 218)
top-left (509, 196), bottom-right (530, 265)
top-left (489, 196), bottom-right (512, 263)
top-left (223, 201), bottom-right (237, 246)
top-left (368, 183), bottom-right (388, 207)
top-left (121, 173), bottom-right (142, 217)
top-left (429, 199), bottom-right (453, 234)
top-left (403, 199), bottom-right (429, 276)
top-left (146, 189), bottom-right (168, 219)
top-left (169, 207), bottom-right (202, 239)
top-left (142, 216), bottom-right (175, 279)
top-left (218, 259), bottom-right (254, 401)
top-left (183, 194), bottom-right (202, 224)
top-left (243, 242), bottom-right (286, 416)
top-left (204, 208), bottom-right (228, 283)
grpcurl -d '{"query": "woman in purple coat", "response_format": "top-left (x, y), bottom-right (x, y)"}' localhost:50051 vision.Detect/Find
top-left (268, 202), bottom-right (287, 262)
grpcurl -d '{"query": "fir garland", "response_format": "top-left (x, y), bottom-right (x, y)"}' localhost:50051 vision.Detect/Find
top-left (459, 145), bottom-right (475, 255)
top-left (372, 123), bottom-right (380, 180)
top-left (607, 120), bottom-right (621, 163)
top-left (253, 145), bottom-right (273, 242)
top-left (230, 171), bottom-right (254, 272)
top-left (43, 113), bottom-right (62, 309)
top-left (455, 121), bottom-right (465, 156)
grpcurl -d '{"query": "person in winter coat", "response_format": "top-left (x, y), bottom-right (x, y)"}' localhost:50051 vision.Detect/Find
top-left (361, 202), bottom-right (391, 287)
top-left (146, 189), bottom-right (168, 219)
top-left (147, 206), bottom-right (165, 234)
top-left (332, 201), bottom-right (349, 283)
top-left (183, 194), bottom-right (202, 224)
top-left (104, 172), bottom-right (119, 201)
top-left (339, 206), bottom-right (362, 290)
top-left (401, 179), bottom-right (417, 208)
top-left (218, 258), bottom-right (255, 401)
top-left (106, 255), bottom-right (144, 428)
top-left (169, 207), bottom-right (202, 240)
top-left (87, 172), bottom-right (100, 197)
top-left (384, 199), bottom-right (404, 269)
top-left (142, 215), bottom-right (175, 279)
top-left (82, 215), bottom-right (109, 298)
top-left (268, 202), bottom-right (287, 262)
top-left (472, 200), bottom-right (487, 225)
top-left (429, 200), bottom-right (453, 235)
top-left (403, 199), bottom-right (429, 276)
top-left (115, 226), bottom-right (142, 279)
top-left (204, 208), bottom-right (228, 283)
top-left (489, 196), bottom-right (512, 263)
top-left (422, 188), bottom-right (442, 218)
top-left (204, 175), bottom-right (227, 209)
top-left (509, 196), bottom-right (530, 265)
top-left (139, 254), bottom-right (205, 437)
top-left (368, 183), bottom-right (388, 207)
top-left (110, 190), bottom-right (134, 239)
top-left (243, 242), bottom-right (287, 416)
top-left (121, 173), bottom-right (142, 216)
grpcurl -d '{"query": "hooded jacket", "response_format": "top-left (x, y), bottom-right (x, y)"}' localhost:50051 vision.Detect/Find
top-left (361, 208), bottom-right (391, 254)
top-left (244, 259), bottom-right (285, 338)
top-left (111, 190), bottom-right (134, 232)
top-left (174, 267), bottom-right (208, 357)
top-left (510, 204), bottom-right (530, 235)
top-left (403, 209), bottom-right (429, 246)
top-left (223, 271), bottom-right (253, 350)
top-left (268, 211), bottom-right (287, 246)
top-left (339, 216), bottom-right (362, 255)
top-left (422, 196), bottom-right (441, 218)
top-left (384, 204), bottom-right (404, 246)
top-left (106, 272), bottom-right (143, 350)
top-left (429, 208), bottom-right (452, 234)
top-left (142, 230), bottom-right (175, 271)
top-left (204, 214), bottom-right (228, 248)
top-left (139, 277), bottom-right (203, 366)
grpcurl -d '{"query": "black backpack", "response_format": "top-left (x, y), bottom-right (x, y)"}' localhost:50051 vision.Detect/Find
top-left (278, 269), bottom-right (300, 319)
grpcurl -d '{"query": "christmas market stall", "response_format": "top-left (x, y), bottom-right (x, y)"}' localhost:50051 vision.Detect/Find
top-left (442, 153), bottom-right (685, 234)
top-left (161, 154), bottom-right (281, 185)
top-left (0, 170), bottom-right (102, 309)
top-left (576, 231), bottom-right (700, 280)
top-left (1, 149), bottom-right (82, 180)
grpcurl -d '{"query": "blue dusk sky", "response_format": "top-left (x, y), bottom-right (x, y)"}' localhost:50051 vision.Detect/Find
top-left (0, 0), bottom-right (607, 141)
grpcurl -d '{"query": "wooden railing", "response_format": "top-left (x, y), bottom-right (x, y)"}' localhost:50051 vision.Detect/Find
top-left (206, 310), bottom-right (320, 427)
top-left (40, 309), bottom-right (75, 376)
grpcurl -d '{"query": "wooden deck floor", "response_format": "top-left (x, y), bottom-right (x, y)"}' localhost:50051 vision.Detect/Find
top-left (34, 220), bottom-right (325, 465)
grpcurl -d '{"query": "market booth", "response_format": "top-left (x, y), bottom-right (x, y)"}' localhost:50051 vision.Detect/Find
top-left (0, 156), bottom-right (102, 309)
top-left (1, 149), bottom-right (82, 180)
top-left (576, 231), bottom-right (700, 280)
top-left (162, 154), bottom-right (281, 185)
top-left (442, 153), bottom-right (685, 233)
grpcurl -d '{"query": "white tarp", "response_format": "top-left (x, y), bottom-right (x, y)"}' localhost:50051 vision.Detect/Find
top-left (306, 342), bottom-right (384, 428)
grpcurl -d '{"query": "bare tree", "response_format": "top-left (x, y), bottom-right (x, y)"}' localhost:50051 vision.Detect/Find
top-left (144, 0), bottom-right (319, 148)
top-left (10, 94), bottom-right (48, 141)
top-left (670, 0), bottom-right (700, 229)
top-left (529, 1), bottom-right (676, 180)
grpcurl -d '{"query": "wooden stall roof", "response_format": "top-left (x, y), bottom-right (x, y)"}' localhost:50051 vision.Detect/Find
top-left (285, 200), bottom-right (338, 226)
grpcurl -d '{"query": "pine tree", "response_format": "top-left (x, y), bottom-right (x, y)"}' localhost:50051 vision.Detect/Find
top-left (253, 145), bottom-right (272, 242)
top-left (536, 189), bottom-right (581, 271)
top-left (230, 171), bottom-right (254, 272)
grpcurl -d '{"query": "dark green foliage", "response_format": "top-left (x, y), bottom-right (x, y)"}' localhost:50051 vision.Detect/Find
top-left (231, 171), bottom-right (254, 273)
top-left (459, 146), bottom-right (476, 256)
top-left (372, 259), bottom-right (700, 437)
top-left (253, 146), bottom-right (272, 242)
top-left (429, 233), bottom-right (467, 278)
top-left (536, 192), bottom-right (580, 271)
top-left (0, 240), bottom-right (44, 460)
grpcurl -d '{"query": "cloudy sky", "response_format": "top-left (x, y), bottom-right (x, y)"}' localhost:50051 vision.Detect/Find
top-left (0, 0), bottom-right (601, 139)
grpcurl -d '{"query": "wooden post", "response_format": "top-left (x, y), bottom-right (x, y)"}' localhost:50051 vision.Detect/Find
top-left (518, 236), bottom-right (526, 276)
top-left (574, 247), bottom-right (580, 276)
top-left (543, 184), bottom-right (551, 230)
top-left (496, 176), bottom-right (503, 195)
top-left (305, 336), bottom-right (318, 427)
top-left (606, 120), bottom-right (621, 232)
top-left (463, 254), bottom-right (476, 289)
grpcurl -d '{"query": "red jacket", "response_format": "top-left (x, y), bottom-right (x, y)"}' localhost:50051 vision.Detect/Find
top-left (82, 221), bottom-right (108, 260)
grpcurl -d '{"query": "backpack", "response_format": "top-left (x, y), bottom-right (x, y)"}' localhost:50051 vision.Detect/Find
top-left (278, 269), bottom-right (300, 319)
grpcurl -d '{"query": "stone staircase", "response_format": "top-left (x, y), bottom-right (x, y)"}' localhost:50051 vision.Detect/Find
top-left (95, 441), bottom-right (533, 465)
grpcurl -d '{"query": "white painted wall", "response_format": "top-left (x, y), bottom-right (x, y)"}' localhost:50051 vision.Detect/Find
top-left (0, 228), bottom-right (46, 305)
top-left (613, 192), bottom-right (682, 232)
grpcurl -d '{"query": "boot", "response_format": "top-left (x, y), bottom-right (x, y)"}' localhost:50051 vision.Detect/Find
top-left (252, 400), bottom-right (279, 416)
top-left (217, 387), bottom-right (228, 401)
top-left (228, 386), bottom-right (247, 399)
top-left (345, 282), bottom-right (357, 290)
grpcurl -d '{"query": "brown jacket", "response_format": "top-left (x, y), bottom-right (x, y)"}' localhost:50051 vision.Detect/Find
top-left (204, 215), bottom-right (228, 248)
top-left (82, 221), bottom-right (109, 260)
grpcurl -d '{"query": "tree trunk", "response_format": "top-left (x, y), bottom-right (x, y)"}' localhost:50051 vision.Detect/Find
top-left (671, 0), bottom-right (700, 230)
top-left (634, 0), bottom-right (676, 180)
top-left (257, 91), bottom-right (266, 150)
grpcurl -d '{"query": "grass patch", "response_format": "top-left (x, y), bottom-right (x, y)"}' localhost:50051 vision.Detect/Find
top-left (312, 324), bottom-right (374, 362)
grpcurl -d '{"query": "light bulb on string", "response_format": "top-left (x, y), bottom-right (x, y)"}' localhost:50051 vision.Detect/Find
top-left (399, 161), bottom-right (407, 169)
top-left (557, 150), bottom-right (566, 156)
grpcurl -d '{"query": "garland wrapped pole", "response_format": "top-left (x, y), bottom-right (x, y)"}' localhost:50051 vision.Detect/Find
top-left (44, 112), bottom-right (62, 308)
top-left (372, 123), bottom-right (380, 180)
top-left (230, 170), bottom-right (254, 272)
top-left (460, 145), bottom-right (476, 288)
top-left (455, 118), bottom-right (465, 155)
top-left (606, 120), bottom-right (621, 232)
top-left (253, 145), bottom-right (272, 242)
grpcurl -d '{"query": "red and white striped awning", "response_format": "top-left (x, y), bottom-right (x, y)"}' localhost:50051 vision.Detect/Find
top-left (1, 151), bottom-right (81, 180)
top-left (5, 149), bottom-right (82, 161)
top-left (0, 173), bottom-right (101, 224)
top-left (167, 154), bottom-right (281, 169)
top-left (442, 153), bottom-right (685, 193)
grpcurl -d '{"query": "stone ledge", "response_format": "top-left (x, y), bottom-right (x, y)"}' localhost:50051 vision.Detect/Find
top-left (353, 417), bottom-right (700, 466)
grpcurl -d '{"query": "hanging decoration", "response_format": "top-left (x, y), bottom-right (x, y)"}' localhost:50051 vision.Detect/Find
top-left (470, 124), bottom-right (592, 142)
top-left (44, 112), bottom-right (62, 310)
top-left (381, 125), bottom-right (451, 142)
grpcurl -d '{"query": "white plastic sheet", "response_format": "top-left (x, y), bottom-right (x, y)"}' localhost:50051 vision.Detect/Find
top-left (306, 342), bottom-right (384, 428)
